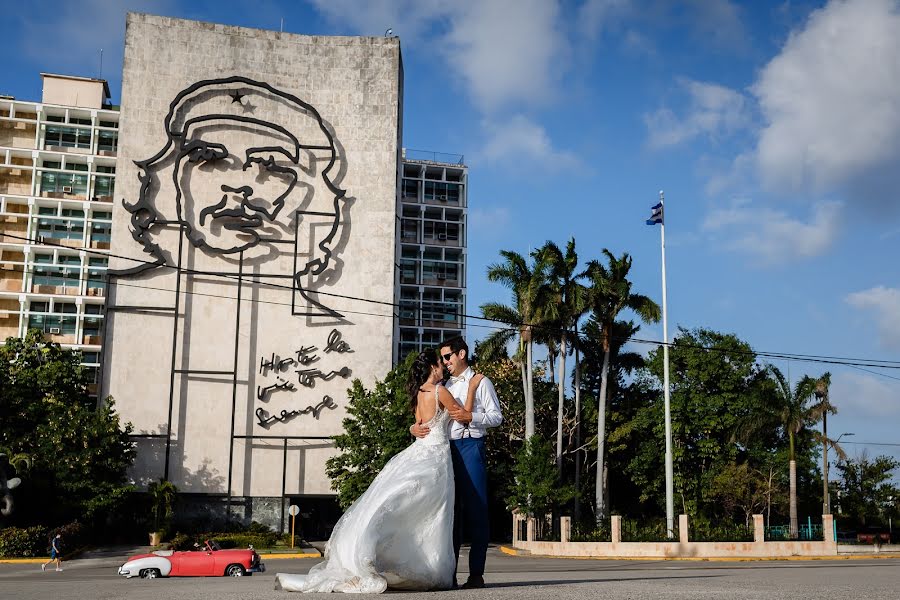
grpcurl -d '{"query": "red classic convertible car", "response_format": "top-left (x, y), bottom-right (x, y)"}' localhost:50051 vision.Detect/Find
top-left (118, 540), bottom-right (265, 578)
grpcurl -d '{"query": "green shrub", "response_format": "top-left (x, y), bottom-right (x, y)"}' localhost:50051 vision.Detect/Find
top-left (209, 532), bottom-right (278, 549)
top-left (48, 522), bottom-right (86, 553)
top-left (0, 526), bottom-right (48, 557)
top-left (168, 532), bottom-right (193, 551)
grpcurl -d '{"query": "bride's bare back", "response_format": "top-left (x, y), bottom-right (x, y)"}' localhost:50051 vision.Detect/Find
top-left (415, 374), bottom-right (485, 423)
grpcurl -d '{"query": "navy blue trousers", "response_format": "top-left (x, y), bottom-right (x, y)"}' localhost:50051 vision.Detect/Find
top-left (450, 437), bottom-right (489, 579)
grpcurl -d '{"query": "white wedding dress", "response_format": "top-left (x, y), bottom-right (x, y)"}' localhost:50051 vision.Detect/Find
top-left (275, 387), bottom-right (455, 593)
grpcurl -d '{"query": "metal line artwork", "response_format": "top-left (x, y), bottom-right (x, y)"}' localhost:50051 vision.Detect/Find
top-left (102, 76), bottom-right (360, 521)
top-left (255, 395), bottom-right (337, 428)
top-left (255, 329), bottom-right (354, 400)
top-left (0, 453), bottom-right (23, 518)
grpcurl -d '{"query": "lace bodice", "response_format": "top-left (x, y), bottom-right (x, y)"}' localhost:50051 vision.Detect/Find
top-left (417, 386), bottom-right (450, 446)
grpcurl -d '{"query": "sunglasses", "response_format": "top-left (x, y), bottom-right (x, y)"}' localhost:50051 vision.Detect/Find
top-left (441, 351), bottom-right (456, 362)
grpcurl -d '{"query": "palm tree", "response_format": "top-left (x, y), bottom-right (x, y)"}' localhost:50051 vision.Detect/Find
top-left (536, 239), bottom-right (588, 472)
top-left (766, 367), bottom-right (833, 538)
top-left (586, 249), bottom-right (660, 521)
top-left (148, 478), bottom-right (178, 535)
top-left (483, 250), bottom-right (550, 439)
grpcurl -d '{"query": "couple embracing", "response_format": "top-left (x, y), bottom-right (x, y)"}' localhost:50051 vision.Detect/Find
top-left (276, 336), bottom-right (503, 593)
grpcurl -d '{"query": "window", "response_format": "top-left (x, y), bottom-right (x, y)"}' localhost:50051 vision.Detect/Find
top-left (401, 219), bottom-right (418, 240)
top-left (44, 125), bottom-right (91, 149)
top-left (84, 303), bottom-right (103, 314)
top-left (83, 317), bottom-right (102, 336)
top-left (98, 120), bottom-right (118, 129)
top-left (97, 130), bottom-right (118, 152)
top-left (90, 220), bottom-right (111, 243)
top-left (402, 178), bottom-right (419, 199)
top-left (87, 257), bottom-right (107, 290)
top-left (399, 260), bottom-right (418, 284)
top-left (95, 176), bottom-right (115, 197)
top-left (91, 211), bottom-right (112, 221)
top-left (95, 165), bottom-right (116, 174)
top-left (57, 302), bottom-right (78, 314)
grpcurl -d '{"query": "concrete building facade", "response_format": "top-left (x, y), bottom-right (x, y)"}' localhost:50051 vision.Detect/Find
top-left (101, 14), bottom-right (402, 530)
top-left (395, 151), bottom-right (467, 360)
top-left (0, 74), bottom-right (118, 390)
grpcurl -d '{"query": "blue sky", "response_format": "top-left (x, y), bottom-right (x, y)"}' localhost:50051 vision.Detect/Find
top-left (3, 0), bottom-right (899, 470)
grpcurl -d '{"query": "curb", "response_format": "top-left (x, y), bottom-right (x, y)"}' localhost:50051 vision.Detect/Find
top-left (497, 546), bottom-right (900, 562)
top-left (259, 552), bottom-right (321, 559)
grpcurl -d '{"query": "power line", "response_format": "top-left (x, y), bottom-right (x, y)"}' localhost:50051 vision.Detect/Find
top-left (841, 441), bottom-right (900, 448)
top-left (3, 230), bottom-right (900, 375)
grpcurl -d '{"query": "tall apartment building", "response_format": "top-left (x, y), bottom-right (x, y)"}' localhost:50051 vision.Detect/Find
top-left (396, 150), bottom-right (467, 360)
top-left (0, 74), bottom-right (118, 390)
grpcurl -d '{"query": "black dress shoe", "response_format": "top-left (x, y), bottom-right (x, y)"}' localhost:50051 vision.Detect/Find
top-left (460, 576), bottom-right (485, 589)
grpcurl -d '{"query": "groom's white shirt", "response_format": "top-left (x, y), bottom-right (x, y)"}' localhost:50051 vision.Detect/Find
top-left (445, 367), bottom-right (503, 440)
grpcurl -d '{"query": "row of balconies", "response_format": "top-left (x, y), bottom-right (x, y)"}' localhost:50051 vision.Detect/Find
top-left (0, 278), bottom-right (105, 296)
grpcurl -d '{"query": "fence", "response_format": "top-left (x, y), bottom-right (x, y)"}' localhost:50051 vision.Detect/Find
top-left (511, 512), bottom-right (839, 558)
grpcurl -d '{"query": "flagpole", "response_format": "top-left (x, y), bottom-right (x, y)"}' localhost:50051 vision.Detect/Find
top-left (659, 190), bottom-right (674, 538)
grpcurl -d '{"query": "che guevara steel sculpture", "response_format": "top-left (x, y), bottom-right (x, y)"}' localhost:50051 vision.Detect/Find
top-left (115, 75), bottom-right (350, 318)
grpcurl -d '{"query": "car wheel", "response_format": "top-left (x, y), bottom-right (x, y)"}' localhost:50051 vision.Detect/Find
top-left (140, 568), bottom-right (160, 579)
top-left (226, 564), bottom-right (245, 577)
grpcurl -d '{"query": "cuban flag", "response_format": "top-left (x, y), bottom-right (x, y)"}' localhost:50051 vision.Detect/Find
top-left (646, 202), bottom-right (664, 226)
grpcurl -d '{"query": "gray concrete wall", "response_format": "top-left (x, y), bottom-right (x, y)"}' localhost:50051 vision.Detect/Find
top-left (104, 14), bottom-right (402, 497)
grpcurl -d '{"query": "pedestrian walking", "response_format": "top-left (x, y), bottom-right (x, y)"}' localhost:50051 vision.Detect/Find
top-left (41, 533), bottom-right (63, 572)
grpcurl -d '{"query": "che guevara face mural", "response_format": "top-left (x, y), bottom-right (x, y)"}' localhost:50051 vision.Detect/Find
top-left (118, 77), bottom-right (349, 311)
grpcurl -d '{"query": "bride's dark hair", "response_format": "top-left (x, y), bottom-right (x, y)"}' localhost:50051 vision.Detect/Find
top-left (408, 350), bottom-right (440, 414)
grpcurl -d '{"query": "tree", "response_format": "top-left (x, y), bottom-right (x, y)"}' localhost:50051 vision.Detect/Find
top-left (505, 436), bottom-right (575, 519)
top-left (0, 330), bottom-right (136, 526)
top-left (585, 249), bottom-right (660, 521)
top-left (709, 463), bottom-right (769, 526)
top-left (148, 478), bottom-right (178, 534)
top-left (763, 367), bottom-right (831, 539)
top-left (482, 250), bottom-right (551, 439)
top-left (537, 239), bottom-right (588, 472)
top-left (326, 353), bottom-right (417, 508)
top-left (834, 454), bottom-right (900, 528)
top-left (638, 328), bottom-right (769, 520)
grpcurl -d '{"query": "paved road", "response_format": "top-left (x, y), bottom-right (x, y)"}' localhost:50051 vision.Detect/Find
top-left (2, 548), bottom-right (898, 599)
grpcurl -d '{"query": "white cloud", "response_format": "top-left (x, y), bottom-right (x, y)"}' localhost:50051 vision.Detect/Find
top-left (478, 115), bottom-right (581, 170)
top-left (441, 0), bottom-right (567, 113)
top-left (702, 199), bottom-right (842, 263)
top-left (846, 286), bottom-right (900, 350)
top-left (753, 0), bottom-right (900, 199)
top-left (645, 78), bottom-right (751, 149)
top-left (312, 0), bottom-right (567, 114)
top-left (830, 371), bottom-right (900, 419)
top-left (311, 0), bottom-right (570, 166)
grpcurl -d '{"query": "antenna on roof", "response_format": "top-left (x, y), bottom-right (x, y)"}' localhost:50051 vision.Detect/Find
top-left (385, 28), bottom-right (393, 37)
top-left (99, 49), bottom-right (103, 79)
top-left (280, 18), bottom-right (284, 33)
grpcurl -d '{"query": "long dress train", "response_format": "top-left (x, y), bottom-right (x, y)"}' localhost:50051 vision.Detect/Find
top-left (275, 387), bottom-right (455, 593)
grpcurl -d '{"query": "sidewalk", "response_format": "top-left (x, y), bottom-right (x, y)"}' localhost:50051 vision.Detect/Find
top-left (0, 542), bottom-right (322, 564)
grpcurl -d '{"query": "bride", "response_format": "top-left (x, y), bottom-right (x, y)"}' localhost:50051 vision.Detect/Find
top-left (275, 350), bottom-right (483, 593)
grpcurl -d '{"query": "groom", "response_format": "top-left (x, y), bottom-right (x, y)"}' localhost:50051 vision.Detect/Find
top-left (411, 336), bottom-right (502, 589)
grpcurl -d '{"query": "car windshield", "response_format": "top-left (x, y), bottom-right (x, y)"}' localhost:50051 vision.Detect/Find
top-left (208, 540), bottom-right (222, 551)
